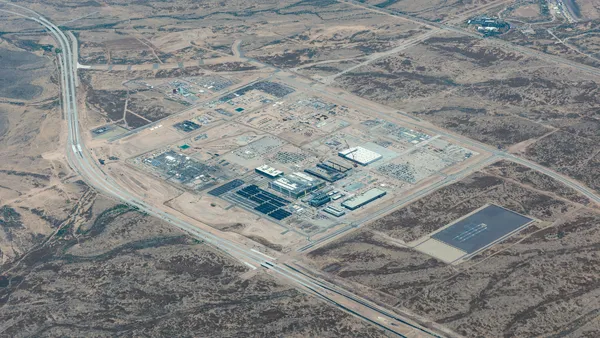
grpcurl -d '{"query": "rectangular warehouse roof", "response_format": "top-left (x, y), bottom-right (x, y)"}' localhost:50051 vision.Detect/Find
top-left (338, 146), bottom-right (382, 166)
top-left (342, 188), bottom-right (387, 210)
top-left (255, 164), bottom-right (283, 178)
top-left (269, 172), bottom-right (325, 198)
top-left (304, 166), bottom-right (346, 182)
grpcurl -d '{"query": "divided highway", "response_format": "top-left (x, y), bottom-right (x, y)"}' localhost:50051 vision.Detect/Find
top-left (3, 2), bottom-right (598, 336)
top-left (0, 3), bottom-right (442, 337)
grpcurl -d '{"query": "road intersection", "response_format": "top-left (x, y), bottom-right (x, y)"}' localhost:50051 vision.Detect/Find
top-left (0, 3), bottom-right (442, 337)
top-left (1, 2), bottom-right (599, 337)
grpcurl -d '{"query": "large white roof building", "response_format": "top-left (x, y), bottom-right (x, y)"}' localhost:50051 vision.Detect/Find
top-left (255, 164), bottom-right (283, 178)
top-left (269, 172), bottom-right (325, 198)
top-left (338, 146), bottom-right (382, 166)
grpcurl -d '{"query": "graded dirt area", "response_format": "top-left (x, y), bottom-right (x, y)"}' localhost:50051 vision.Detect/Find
top-left (305, 159), bottom-right (599, 337)
top-left (333, 31), bottom-right (600, 192)
top-left (369, 160), bottom-right (589, 242)
top-left (0, 36), bottom-right (91, 265)
top-left (0, 198), bottom-right (386, 337)
top-left (511, 3), bottom-right (541, 19)
top-left (166, 192), bottom-right (305, 251)
top-left (245, 16), bottom-right (429, 69)
top-left (2, 0), bottom-right (599, 336)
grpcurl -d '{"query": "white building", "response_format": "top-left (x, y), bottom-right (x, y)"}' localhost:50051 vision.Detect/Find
top-left (269, 172), bottom-right (325, 198)
top-left (338, 146), bottom-right (382, 166)
top-left (255, 165), bottom-right (283, 178)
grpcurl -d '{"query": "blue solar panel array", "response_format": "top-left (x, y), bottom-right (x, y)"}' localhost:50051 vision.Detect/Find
top-left (207, 179), bottom-right (245, 196)
top-left (236, 185), bottom-right (292, 220)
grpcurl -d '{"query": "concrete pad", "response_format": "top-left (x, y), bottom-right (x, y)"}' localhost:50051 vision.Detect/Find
top-left (414, 238), bottom-right (467, 264)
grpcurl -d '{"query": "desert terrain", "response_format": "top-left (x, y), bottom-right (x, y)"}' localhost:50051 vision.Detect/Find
top-left (0, 32), bottom-right (90, 265)
top-left (306, 160), bottom-right (599, 337)
top-left (0, 195), bottom-right (386, 337)
top-left (0, 0), bottom-right (599, 336)
top-left (330, 30), bottom-right (600, 193)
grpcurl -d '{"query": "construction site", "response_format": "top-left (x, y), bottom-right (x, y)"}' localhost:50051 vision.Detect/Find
top-left (125, 74), bottom-right (237, 106)
top-left (5, 0), bottom-right (600, 336)
top-left (107, 77), bottom-right (483, 239)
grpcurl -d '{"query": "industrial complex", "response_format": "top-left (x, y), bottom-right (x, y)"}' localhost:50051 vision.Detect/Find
top-left (466, 16), bottom-right (510, 36)
top-left (123, 78), bottom-right (478, 238)
top-left (19, 2), bottom-right (600, 336)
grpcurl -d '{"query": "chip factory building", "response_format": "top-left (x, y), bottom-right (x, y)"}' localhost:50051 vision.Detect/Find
top-left (269, 172), bottom-right (326, 198)
top-left (342, 188), bottom-right (387, 210)
top-left (255, 165), bottom-right (284, 178)
top-left (318, 160), bottom-right (353, 173)
top-left (304, 166), bottom-right (346, 182)
top-left (338, 146), bottom-right (382, 166)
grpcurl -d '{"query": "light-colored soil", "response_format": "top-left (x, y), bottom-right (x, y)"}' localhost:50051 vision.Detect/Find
top-left (305, 160), bottom-right (599, 337)
top-left (167, 192), bottom-right (304, 251)
top-left (2, 0), bottom-right (600, 336)
top-left (1, 197), bottom-right (385, 337)
top-left (512, 4), bottom-right (541, 18)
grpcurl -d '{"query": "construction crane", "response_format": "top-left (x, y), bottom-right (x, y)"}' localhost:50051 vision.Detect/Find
top-left (343, 139), bottom-right (359, 167)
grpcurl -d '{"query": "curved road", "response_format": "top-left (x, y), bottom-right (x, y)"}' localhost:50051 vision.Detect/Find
top-left (0, 3), bottom-right (442, 337)
top-left (4, 2), bottom-right (598, 336)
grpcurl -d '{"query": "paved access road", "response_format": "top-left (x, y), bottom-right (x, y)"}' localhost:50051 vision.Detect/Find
top-left (0, 3), bottom-right (442, 337)
top-left (4, 2), bottom-right (598, 336)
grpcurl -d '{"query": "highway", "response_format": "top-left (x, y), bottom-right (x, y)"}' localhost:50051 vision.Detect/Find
top-left (0, 3), bottom-right (443, 337)
top-left (3, 2), bottom-right (598, 336)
